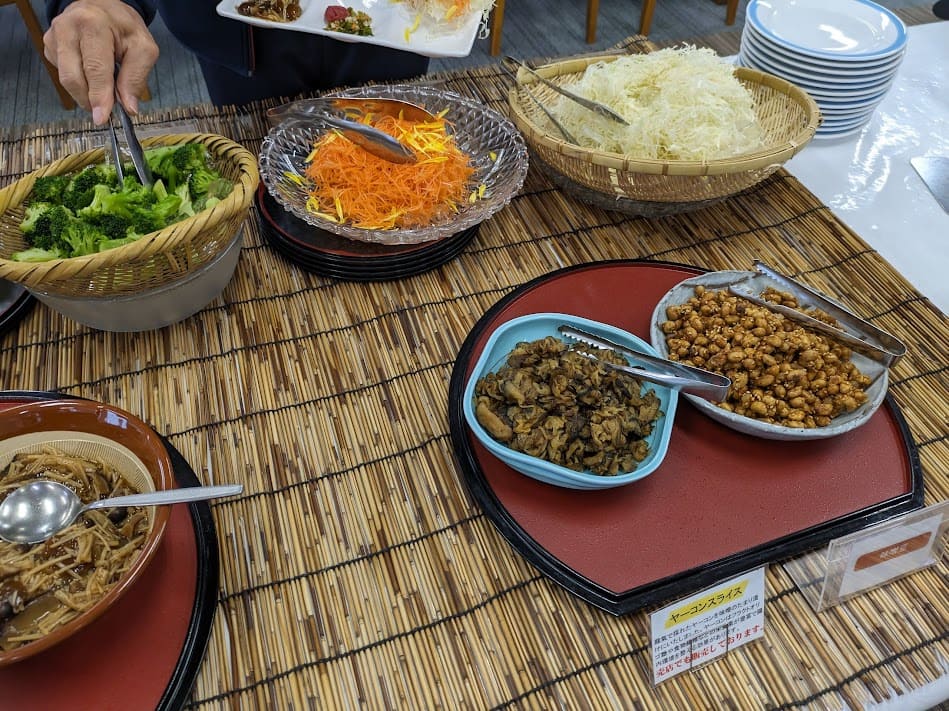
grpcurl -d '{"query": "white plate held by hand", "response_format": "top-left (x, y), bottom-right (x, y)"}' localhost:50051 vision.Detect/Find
top-left (215, 0), bottom-right (484, 58)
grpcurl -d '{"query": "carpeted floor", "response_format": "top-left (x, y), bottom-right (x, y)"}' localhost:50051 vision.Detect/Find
top-left (0, 0), bottom-right (939, 127)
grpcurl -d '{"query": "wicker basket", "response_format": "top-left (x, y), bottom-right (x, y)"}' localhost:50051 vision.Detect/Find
top-left (0, 133), bottom-right (259, 297)
top-left (508, 57), bottom-right (821, 216)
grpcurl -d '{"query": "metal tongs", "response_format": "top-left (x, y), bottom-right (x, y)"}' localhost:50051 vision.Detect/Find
top-left (106, 65), bottom-right (153, 187)
top-left (266, 97), bottom-right (436, 164)
top-left (558, 325), bottom-right (732, 402)
top-left (727, 261), bottom-right (907, 368)
top-left (499, 59), bottom-right (578, 144)
top-left (503, 56), bottom-right (629, 126)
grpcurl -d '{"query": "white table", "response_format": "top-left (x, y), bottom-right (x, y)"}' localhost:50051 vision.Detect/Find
top-left (785, 21), bottom-right (949, 314)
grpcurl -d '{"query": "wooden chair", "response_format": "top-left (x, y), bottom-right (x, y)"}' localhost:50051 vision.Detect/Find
top-left (2, 0), bottom-right (76, 109)
top-left (489, 0), bottom-right (740, 56)
top-left (590, 0), bottom-right (740, 42)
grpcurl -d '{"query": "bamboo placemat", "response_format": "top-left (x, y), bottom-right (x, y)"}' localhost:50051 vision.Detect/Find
top-left (1, 36), bottom-right (947, 710)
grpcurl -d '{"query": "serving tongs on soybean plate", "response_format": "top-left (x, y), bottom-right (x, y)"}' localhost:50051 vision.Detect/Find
top-left (503, 56), bottom-right (629, 126)
top-left (558, 325), bottom-right (732, 402)
top-left (727, 261), bottom-right (907, 368)
top-left (266, 96), bottom-right (441, 164)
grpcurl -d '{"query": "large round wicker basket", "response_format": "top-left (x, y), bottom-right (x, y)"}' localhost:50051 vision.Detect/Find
top-left (0, 133), bottom-right (259, 298)
top-left (507, 57), bottom-right (821, 216)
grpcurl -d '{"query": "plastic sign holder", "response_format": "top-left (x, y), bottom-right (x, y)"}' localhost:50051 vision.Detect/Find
top-left (783, 501), bottom-right (949, 612)
top-left (649, 567), bottom-right (766, 684)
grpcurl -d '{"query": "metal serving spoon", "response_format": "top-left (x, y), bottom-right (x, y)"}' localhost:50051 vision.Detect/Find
top-left (267, 97), bottom-right (439, 164)
top-left (0, 480), bottom-right (243, 545)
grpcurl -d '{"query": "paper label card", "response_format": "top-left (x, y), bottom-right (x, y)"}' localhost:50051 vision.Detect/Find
top-left (650, 567), bottom-right (765, 684)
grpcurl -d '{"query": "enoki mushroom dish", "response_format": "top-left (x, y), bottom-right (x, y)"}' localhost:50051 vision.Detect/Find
top-left (0, 447), bottom-right (149, 651)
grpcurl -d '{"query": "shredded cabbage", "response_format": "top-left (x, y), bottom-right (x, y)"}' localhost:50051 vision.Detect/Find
top-left (395, 0), bottom-right (495, 36)
top-left (551, 46), bottom-right (764, 161)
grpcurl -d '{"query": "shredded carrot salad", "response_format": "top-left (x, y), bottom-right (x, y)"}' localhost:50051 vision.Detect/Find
top-left (301, 113), bottom-right (476, 231)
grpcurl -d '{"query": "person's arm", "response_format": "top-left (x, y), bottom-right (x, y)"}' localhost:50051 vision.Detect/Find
top-left (43, 0), bottom-right (161, 124)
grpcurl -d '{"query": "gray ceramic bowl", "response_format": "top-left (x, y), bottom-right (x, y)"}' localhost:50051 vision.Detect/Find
top-left (649, 270), bottom-right (888, 441)
top-left (29, 228), bottom-right (243, 332)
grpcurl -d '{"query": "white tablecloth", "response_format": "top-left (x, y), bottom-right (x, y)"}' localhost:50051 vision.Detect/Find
top-left (785, 21), bottom-right (949, 314)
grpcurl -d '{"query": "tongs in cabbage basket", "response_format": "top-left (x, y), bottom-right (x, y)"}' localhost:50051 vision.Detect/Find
top-left (727, 261), bottom-right (907, 368)
top-left (558, 325), bottom-right (731, 401)
top-left (503, 56), bottom-right (629, 126)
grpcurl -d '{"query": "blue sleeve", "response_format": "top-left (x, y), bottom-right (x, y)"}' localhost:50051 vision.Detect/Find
top-left (46, 0), bottom-right (157, 26)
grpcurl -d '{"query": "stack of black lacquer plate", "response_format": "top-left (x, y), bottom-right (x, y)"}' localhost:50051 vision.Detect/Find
top-left (256, 185), bottom-right (479, 282)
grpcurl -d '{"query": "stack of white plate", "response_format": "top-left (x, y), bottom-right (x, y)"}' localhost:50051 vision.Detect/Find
top-left (738, 0), bottom-right (907, 139)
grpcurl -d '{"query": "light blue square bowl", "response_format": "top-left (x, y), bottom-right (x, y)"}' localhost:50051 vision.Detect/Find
top-left (462, 312), bottom-right (678, 490)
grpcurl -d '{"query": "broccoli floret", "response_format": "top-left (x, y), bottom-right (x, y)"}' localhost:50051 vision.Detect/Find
top-left (79, 183), bottom-right (151, 221)
top-left (10, 246), bottom-right (66, 262)
top-left (143, 146), bottom-right (177, 178)
top-left (120, 174), bottom-right (156, 203)
top-left (61, 166), bottom-right (115, 212)
top-left (170, 143), bottom-right (208, 174)
top-left (20, 202), bottom-right (55, 233)
top-left (149, 193), bottom-right (184, 226)
top-left (29, 175), bottom-right (70, 204)
top-left (174, 182), bottom-right (195, 219)
top-left (189, 167), bottom-right (233, 208)
top-left (144, 144), bottom-right (214, 192)
top-left (21, 204), bottom-right (75, 251)
top-left (58, 219), bottom-right (106, 257)
top-left (96, 235), bottom-right (141, 252)
top-left (90, 213), bottom-right (135, 241)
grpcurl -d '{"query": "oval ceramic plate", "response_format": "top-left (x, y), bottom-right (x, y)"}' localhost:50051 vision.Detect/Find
top-left (215, 0), bottom-right (485, 58)
top-left (648, 270), bottom-right (888, 441)
top-left (747, 0), bottom-right (907, 61)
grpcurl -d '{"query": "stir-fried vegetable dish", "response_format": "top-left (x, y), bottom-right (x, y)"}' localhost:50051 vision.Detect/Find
top-left (324, 6), bottom-right (373, 34)
top-left (237, 0), bottom-right (302, 21)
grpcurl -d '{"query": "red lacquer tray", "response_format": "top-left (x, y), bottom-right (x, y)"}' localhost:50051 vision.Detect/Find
top-left (448, 261), bottom-right (923, 615)
top-left (0, 392), bottom-right (218, 710)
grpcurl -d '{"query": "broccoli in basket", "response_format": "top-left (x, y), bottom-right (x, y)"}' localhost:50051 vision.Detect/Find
top-left (12, 144), bottom-right (234, 262)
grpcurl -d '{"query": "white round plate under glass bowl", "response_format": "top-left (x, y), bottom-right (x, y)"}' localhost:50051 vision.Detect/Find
top-left (740, 0), bottom-right (907, 138)
top-left (648, 270), bottom-right (889, 441)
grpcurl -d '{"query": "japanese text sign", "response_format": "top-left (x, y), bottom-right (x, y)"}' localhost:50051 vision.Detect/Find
top-left (649, 567), bottom-right (765, 684)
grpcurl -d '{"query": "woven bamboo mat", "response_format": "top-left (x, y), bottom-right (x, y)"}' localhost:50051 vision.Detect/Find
top-left (1, 35), bottom-right (947, 710)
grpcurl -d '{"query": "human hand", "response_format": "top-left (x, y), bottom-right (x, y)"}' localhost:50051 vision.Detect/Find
top-left (44, 0), bottom-right (160, 125)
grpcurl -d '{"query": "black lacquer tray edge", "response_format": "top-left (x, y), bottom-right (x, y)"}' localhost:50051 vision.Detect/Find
top-left (446, 259), bottom-right (925, 616)
top-left (0, 287), bottom-right (35, 336)
top-left (0, 390), bottom-right (219, 710)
